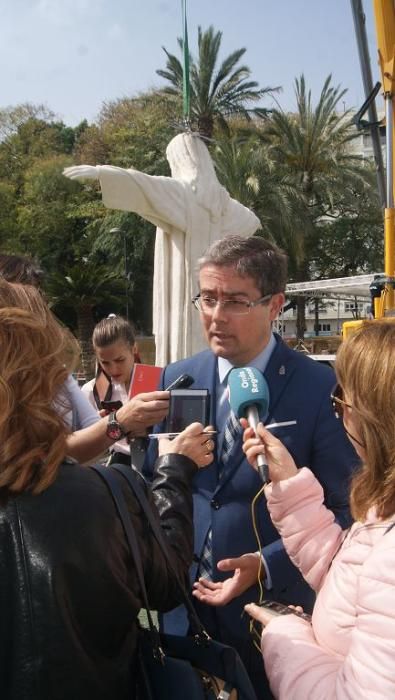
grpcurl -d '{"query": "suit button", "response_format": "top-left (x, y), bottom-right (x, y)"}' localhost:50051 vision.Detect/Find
top-left (211, 498), bottom-right (220, 510)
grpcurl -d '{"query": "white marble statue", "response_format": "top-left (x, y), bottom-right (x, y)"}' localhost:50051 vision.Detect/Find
top-left (64, 132), bottom-right (261, 365)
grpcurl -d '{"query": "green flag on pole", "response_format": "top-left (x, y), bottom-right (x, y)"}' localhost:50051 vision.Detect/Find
top-left (181, 0), bottom-right (190, 124)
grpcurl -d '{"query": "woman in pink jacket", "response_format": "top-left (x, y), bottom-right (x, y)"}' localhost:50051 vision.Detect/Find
top-left (242, 319), bottom-right (395, 699)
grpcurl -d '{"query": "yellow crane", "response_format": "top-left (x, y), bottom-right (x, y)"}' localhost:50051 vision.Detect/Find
top-left (343, 0), bottom-right (395, 335)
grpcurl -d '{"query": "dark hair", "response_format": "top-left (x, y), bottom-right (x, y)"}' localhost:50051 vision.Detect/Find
top-left (92, 315), bottom-right (136, 349)
top-left (0, 254), bottom-right (44, 288)
top-left (197, 235), bottom-right (288, 296)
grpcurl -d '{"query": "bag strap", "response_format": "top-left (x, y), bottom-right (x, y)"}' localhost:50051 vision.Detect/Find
top-left (111, 463), bottom-right (209, 642)
top-left (91, 465), bottom-right (165, 661)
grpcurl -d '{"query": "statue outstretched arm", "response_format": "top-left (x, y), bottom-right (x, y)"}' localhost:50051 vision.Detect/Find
top-left (64, 164), bottom-right (187, 233)
top-left (97, 165), bottom-right (187, 233)
top-left (220, 196), bottom-right (261, 236)
top-left (63, 165), bottom-right (99, 181)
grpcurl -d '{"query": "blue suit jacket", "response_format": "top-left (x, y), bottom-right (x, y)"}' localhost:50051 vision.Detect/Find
top-left (144, 335), bottom-right (358, 637)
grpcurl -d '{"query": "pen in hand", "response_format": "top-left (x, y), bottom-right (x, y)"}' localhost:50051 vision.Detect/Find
top-left (148, 430), bottom-right (217, 440)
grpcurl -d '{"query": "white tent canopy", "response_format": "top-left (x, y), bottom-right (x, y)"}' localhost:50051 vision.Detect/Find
top-left (285, 273), bottom-right (382, 300)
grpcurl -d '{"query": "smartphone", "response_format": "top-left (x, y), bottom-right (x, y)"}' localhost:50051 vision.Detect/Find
top-left (167, 389), bottom-right (210, 432)
top-left (101, 400), bottom-right (123, 412)
top-left (259, 600), bottom-right (311, 622)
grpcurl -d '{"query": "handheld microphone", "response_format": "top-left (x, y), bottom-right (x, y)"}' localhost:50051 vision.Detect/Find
top-left (228, 366), bottom-right (270, 484)
top-left (166, 374), bottom-right (194, 391)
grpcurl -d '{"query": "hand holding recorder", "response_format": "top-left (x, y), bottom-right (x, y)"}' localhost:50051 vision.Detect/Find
top-left (244, 600), bottom-right (311, 631)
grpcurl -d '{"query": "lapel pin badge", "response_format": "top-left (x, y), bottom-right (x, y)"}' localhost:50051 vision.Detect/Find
top-left (279, 365), bottom-right (286, 375)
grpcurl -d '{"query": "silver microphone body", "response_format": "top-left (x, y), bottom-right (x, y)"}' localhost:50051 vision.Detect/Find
top-left (246, 405), bottom-right (269, 484)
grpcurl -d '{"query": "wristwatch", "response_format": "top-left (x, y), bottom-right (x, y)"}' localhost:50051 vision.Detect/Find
top-left (106, 411), bottom-right (127, 441)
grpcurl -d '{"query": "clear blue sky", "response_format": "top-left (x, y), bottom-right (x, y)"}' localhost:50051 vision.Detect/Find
top-left (0, 0), bottom-right (381, 126)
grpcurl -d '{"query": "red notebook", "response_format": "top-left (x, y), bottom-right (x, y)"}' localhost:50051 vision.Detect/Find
top-left (129, 364), bottom-right (163, 398)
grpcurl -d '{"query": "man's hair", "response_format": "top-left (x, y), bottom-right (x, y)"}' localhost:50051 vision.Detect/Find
top-left (336, 319), bottom-right (395, 520)
top-left (0, 253), bottom-right (44, 288)
top-left (197, 235), bottom-right (288, 295)
top-left (92, 314), bottom-right (136, 349)
top-left (0, 280), bottom-right (79, 496)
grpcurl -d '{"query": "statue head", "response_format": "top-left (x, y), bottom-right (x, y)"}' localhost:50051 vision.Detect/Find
top-left (166, 132), bottom-right (229, 218)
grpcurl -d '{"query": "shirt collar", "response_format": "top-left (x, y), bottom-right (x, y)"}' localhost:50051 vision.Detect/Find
top-left (217, 332), bottom-right (277, 384)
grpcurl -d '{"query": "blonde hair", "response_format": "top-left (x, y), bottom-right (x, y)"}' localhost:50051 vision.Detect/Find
top-left (0, 280), bottom-right (78, 495)
top-left (336, 319), bottom-right (395, 520)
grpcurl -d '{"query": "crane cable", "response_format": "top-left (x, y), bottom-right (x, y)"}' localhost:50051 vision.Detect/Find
top-left (181, 0), bottom-right (191, 127)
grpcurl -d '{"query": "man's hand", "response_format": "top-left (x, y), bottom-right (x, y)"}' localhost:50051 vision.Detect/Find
top-left (116, 391), bottom-right (169, 437)
top-left (192, 553), bottom-right (262, 606)
top-left (63, 165), bottom-right (99, 181)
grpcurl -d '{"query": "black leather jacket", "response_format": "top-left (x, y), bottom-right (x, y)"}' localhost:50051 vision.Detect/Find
top-left (0, 454), bottom-right (197, 700)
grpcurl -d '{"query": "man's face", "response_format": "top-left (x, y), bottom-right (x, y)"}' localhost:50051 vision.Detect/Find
top-left (198, 264), bottom-right (284, 366)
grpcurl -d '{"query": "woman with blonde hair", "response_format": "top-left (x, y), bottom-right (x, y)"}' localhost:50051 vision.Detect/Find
top-left (240, 319), bottom-right (395, 698)
top-left (0, 279), bottom-right (214, 699)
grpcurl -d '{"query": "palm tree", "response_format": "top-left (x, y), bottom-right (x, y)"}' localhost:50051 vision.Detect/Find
top-left (45, 263), bottom-right (125, 378)
top-left (213, 132), bottom-right (300, 236)
top-left (263, 74), bottom-right (372, 338)
top-left (156, 25), bottom-right (278, 139)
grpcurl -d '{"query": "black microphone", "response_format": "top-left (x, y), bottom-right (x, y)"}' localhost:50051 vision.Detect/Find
top-left (166, 373), bottom-right (194, 391)
top-left (227, 366), bottom-right (270, 484)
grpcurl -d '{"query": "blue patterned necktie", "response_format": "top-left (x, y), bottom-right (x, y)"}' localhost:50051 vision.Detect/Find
top-left (220, 409), bottom-right (242, 471)
top-left (198, 409), bottom-right (242, 580)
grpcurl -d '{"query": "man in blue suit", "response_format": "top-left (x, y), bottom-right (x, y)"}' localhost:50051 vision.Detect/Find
top-left (145, 234), bottom-right (358, 698)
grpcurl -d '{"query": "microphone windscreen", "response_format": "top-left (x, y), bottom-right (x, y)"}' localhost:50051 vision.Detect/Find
top-left (228, 367), bottom-right (270, 421)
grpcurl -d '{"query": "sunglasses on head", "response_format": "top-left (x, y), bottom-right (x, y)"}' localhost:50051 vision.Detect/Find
top-left (330, 383), bottom-right (352, 420)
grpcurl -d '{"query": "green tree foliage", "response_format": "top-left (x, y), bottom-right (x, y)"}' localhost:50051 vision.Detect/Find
top-left (0, 181), bottom-right (18, 249)
top-left (212, 130), bottom-right (300, 238)
top-left (46, 263), bottom-right (126, 377)
top-left (157, 25), bottom-right (278, 139)
top-left (258, 75), bottom-right (380, 337)
top-left (311, 185), bottom-right (383, 277)
top-left (0, 65), bottom-right (383, 350)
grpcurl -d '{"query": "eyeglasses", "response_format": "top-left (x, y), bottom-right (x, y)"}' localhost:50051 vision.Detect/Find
top-left (330, 383), bottom-right (352, 420)
top-left (192, 293), bottom-right (272, 316)
top-left (331, 383), bottom-right (366, 448)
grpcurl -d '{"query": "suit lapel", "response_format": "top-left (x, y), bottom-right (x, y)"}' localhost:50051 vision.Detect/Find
top-left (264, 335), bottom-right (298, 421)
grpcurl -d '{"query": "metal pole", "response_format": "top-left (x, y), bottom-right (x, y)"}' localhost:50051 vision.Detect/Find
top-left (386, 96), bottom-right (394, 208)
top-left (110, 227), bottom-right (129, 319)
top-left (350, 0), bottom-right (386, 206)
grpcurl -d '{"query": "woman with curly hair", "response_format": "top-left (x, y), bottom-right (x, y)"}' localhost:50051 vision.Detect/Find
top-left (0, 279), bottom-right (214, 700)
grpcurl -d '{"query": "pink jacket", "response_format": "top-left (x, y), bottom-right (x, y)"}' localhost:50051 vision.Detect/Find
top-left (262, 468), bottom-right (395, 699)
